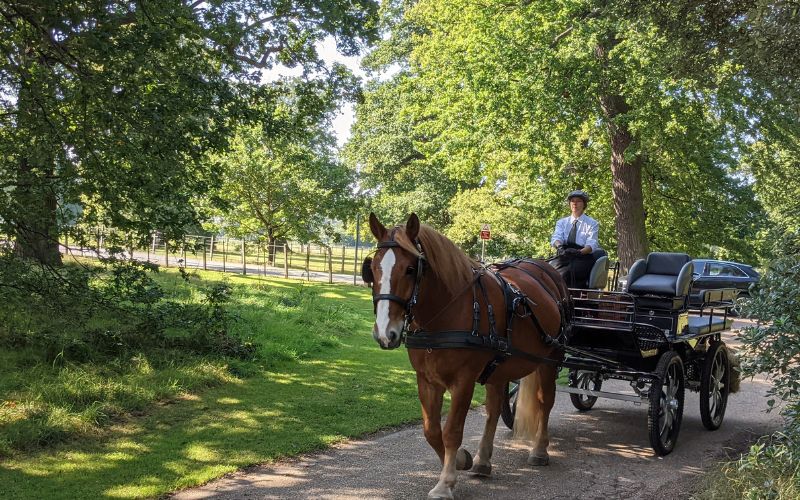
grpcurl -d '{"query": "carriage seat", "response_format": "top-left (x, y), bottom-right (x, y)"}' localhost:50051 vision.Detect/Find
top-left (686, 316), bottom-right (733, 336)
top-left (587, 255), bottom-right (609, 289)
top-left (628, 252), bottom-right (694, 297)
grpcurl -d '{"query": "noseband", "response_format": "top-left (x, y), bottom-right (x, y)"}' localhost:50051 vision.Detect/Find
top-left (372, 235), bottom-right (426, 329)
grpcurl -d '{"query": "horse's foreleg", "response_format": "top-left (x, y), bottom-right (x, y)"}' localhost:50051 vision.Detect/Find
top-left (470, 381), bottom-right (504, 477)
top-left (428, 380), bottom-right (475, 500)
top-left (418, 374), bottom-right (446, 463)
top-left (528, 363), bottom-right (558, 466)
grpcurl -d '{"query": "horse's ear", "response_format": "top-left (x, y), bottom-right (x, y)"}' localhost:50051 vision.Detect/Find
top-left (406, 213), bottom-right (420, 241)
top-left (369, 212), bottom-right (386, 240)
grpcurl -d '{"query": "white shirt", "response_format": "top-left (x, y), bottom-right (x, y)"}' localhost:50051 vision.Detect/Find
top-left (550, 214), bottom-right (600, 252)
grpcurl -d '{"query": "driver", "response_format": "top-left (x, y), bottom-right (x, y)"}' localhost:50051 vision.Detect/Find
top-left (550, 190), bottom-right (602, 287)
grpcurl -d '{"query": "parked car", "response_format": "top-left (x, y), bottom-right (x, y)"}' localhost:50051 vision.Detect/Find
top-left (690, 259), bottom-right (760, 306)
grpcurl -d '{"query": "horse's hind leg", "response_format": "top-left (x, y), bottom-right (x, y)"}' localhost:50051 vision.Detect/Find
top-left (417, 374), bottom-right (446, 463)
top-left (470, 381), bottom-right (504, 477)
top-left (528, 363), bottom-right (557, 466)
top-left (428, 379), bottom-right (475, 500)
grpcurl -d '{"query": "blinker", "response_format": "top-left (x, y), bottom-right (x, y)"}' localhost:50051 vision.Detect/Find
top-left (361, 257), bottom-right (374, 285)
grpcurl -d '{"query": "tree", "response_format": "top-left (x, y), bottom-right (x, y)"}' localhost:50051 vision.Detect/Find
top-left (349, 0), bottom-right (788, 269)
top-left (208, 81), bottom-right (355, 263)
top-left (344, 75), bottom-right (468, 229)
top-left (0, 0), bottom-right (378, 265)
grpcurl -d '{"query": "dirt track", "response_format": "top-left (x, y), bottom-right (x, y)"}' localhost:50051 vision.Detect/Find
top-left (174, 324), bottom-right (781, 500)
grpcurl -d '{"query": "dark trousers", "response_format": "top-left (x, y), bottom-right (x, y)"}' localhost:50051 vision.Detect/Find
top-left (552, 249), bottom-right (607, 288)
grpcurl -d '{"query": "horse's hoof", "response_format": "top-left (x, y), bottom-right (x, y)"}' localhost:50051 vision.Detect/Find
top-left (470, 462), bottom-right (492, 477)
top-left (528, 454), bottom-right (550, 466)
top-left (456, 447), bottom-right (473, 470)
top-left (427, 486), bottom-right (454, 500)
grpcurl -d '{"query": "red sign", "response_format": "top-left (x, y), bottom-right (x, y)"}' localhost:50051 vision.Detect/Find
top-left (480, 230), bottom-right (491, 240)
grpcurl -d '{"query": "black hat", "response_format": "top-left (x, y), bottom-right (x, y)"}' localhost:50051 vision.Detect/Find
top-left (567, 190), bottom-right (589, 203)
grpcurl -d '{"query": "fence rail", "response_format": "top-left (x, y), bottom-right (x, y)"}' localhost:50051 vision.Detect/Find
top-left (60, 230), bottom-right (375, 285)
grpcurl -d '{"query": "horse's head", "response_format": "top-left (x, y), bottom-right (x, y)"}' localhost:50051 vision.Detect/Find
top-left (362, 212), bottom-right (424, 350)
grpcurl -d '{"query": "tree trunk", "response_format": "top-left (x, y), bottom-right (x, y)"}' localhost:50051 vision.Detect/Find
top-left (601, 94), bottom-right (648, 273)
top-left (267, 227), bottom-right (276, 266)
top-left (12, 66), bottom-right (62, 266)
top-left (594, 38), bottom-right (649, 273)
top-left (13, 158), bottom-right (62, 266)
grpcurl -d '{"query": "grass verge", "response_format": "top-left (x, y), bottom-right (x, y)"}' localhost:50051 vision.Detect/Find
top-left (0, 268), bottom-right (484, 499)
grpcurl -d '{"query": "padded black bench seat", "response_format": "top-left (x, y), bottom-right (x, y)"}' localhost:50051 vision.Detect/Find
top-left (686, 316), bottom-right (733, 336)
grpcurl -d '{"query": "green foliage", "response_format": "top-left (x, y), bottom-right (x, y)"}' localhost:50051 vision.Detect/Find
top-left (0, 254), bottom-right (252, 363)
top-left (347, 0), bottom-right (792, 264)
top-left (738, 239), bottom-right (800, 418)
top-left (205, 91), bottom-right (355, 246)
top-left (710, 235), bottom-right (800, 500)
top-left (698, 428), bottom-right (800, 500)
top-left (0, 1), bottom-right (379, 261)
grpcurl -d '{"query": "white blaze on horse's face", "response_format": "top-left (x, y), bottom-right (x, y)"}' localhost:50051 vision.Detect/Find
top-left (373, 249), bottom-right (405, 349)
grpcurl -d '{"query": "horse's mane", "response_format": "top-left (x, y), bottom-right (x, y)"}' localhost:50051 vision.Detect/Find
top-left (393, 224), bottom-right (480, 296)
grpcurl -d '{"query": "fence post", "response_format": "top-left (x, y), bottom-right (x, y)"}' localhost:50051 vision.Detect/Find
top-left (353, 214), bottom-right (361, 285)
top-left (209, 235), bottom-right (215, 262)
top-left (305, 244), bottom-right (310, 281)
top-left (165, 240), bottom-right (169, 268)
top-left (283, 243), bottom-right (289, 279)
top-left (203, 237), bottom-right (207, 270)
top-left (341, 245), bottom-right (345, 273)
top-left (328, 246), bottom-right (333, 284)
top-left (182, 239), bottom-right (186, 267)
top-left (241, 238), bottom-right (246, 275)
top-left (223, 237), bottom-right (227, 272)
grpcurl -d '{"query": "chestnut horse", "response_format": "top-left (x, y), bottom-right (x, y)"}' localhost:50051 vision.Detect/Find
top-left (363, 213), bottom-right (569, 499)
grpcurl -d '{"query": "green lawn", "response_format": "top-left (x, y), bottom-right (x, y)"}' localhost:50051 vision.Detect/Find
top-left (0, 269), bottom-right (480, 499)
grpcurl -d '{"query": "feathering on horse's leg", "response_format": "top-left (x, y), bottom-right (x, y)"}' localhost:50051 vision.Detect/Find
top-left (528, 363), bottom-right (557, 466)
top-left (417, 374), bottom-right (446, 463)
top-left (428, 380), bottom-right (475, 500)
top-left (471, 381), bottom-right (504, 477)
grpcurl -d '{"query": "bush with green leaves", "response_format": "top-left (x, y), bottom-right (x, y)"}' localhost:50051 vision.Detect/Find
top-left (0, 252), bottom-right (255, 362)
top-left (738, 242), bottom-right (800, 420)
top-left (712, 233), bottom-right (800, 498)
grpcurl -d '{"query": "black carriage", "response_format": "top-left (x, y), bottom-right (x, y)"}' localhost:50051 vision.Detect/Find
top-left (504, 252), bottom-right (737, 456)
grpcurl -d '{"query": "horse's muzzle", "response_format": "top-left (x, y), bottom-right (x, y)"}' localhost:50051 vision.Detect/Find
top-left (373, 327), bottom-right (402, 350)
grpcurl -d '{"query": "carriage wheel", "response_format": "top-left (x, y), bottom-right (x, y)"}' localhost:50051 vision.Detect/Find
top-left (647, 351), bottom-right (685, 456)
top-left (569, 369), bottom-right (602, 411)
top-left (700, 341), bottom-right (731, 430)
top-left (501, 380), bottom-right (519, 429)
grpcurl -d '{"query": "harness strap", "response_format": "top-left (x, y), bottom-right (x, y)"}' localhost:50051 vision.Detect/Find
top-left (405, 330), bottom-right (563, 369)
top-left (494, 259), bottom-right (573, 343)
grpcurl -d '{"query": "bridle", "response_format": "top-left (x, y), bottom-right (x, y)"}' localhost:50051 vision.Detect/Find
top-left (371, 233), bottom-right (426, 333)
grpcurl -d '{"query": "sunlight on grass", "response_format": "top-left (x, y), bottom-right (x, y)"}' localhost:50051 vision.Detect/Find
top-left (216, 397), bottom-right (241, 405)
top-left (0, 269), bottom-right (433, 499)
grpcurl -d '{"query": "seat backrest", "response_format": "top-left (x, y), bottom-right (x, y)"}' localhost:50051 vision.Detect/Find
top-left (587, 255), bottom-right (609, 289)
top-left (646, 252), bottom-right (691, 276)
top-left (628, 252), bottom-right (693, 296)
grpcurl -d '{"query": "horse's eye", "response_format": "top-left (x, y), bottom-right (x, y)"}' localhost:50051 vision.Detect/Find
top-left (406, 266), bottom-right (416, 275)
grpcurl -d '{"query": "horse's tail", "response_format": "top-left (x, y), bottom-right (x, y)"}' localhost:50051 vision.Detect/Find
top-left (512, 371), bottom-right (542, 441)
